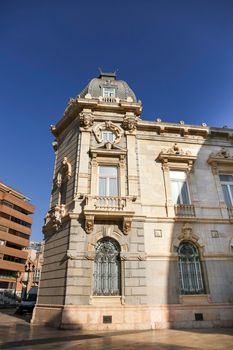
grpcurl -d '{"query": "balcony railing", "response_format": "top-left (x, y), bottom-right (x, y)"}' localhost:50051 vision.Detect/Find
top-left (174, 204), bottom-right (196, 217)
top-left (86, 196), bottom-right (127, 211)
top-left (102, 97), bottom-right (116, 103)
top-left (227, 206), bottom-right (233, 219)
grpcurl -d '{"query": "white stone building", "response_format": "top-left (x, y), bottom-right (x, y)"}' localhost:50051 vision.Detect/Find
top-left (32, 72), bottom-right (233, 329)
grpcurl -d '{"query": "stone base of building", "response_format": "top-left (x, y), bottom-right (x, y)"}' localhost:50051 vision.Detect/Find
top-left (31, 302), bottom-right (233, 330)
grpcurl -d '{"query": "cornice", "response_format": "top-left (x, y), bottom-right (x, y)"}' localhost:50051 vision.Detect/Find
top-left (51, 97), bottom-right (142, 138)
top-left (137, 121), bottom-right (233, 141)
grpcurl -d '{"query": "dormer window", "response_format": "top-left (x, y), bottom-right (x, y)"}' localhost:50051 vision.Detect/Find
top-left (103, 87), bottom-right (115, 98)
top-left (102, 131), bottom-right (116, 143)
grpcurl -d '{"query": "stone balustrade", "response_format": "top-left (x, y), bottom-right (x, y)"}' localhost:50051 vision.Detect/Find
top-left (174, 204), bottom-right (196, 217)
top-left (227, 206), bottom-right (233, 219)
top-left (102, 97), bottom-right (116, 103)
top-left (86, 196), bottom-right (127, 211)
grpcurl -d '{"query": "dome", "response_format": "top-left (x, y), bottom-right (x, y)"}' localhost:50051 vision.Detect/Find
top-left (79, 72), bottom-right (137, 102)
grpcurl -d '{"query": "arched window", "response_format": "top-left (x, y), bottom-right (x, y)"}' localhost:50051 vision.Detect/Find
top-left (178, 241), bottom-right (204, 294)
top-left (93, 238), bottom-right (121, 296)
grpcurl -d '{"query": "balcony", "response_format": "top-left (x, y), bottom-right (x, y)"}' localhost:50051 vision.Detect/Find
top-left (83, 195), bottom-right (135, 234)
top-left (174, 204), bottom-right (196, 218)
top-left (87, 196), bottom-right (129, 211)
top-left (102, 97), bottom-right (116, 103)
top-left (227, 206), bottom-right (233, 220)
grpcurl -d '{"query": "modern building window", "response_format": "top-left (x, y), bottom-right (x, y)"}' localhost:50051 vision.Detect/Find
top-left (93, 238), bottom-right (121, 296)
top-left (102, 131), bottom-right (116, 143)
top-left (170, 171), bottom-right (190, 204)
top-left (98, 166), bottom-right (118, 196)
top-left (178, 241), bottom-right (204, 294)
top-left (103, 87), bottom-right (115, 98)
top-left (219, 174), bottom-right (233, 206)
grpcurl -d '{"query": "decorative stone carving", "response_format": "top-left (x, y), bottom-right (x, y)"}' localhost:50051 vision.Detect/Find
top-left (122, 114), bottom-right (139, 133)
top-left (158, 143), bottom-right (196, 171)
top-left (85, 215), bottom-right (94, 234)
top-left (66, 250), bottom-right (77, 260)
top-left (210, 147), bottom-right (232, 159)
top-left (93, 121), bottom-right (122, 144)
top-left (207, 147), bottom-right (233, 168)
top-left (172, 223), bottom-right (204, 253)
top-left (79, 111), bottom-right (94, 129)
top-left (161, 143), bottom-right (191, 156)
top-left (123, 217), bottom-right (132, 235)
top-left (44, 204), bottom-right (66, 232)
top-left (55, 157), bottom-right (72, 188)
top-left (178, 223), bottom-right (200, 243)
top-left (84, 252), bottom-right (95, 260)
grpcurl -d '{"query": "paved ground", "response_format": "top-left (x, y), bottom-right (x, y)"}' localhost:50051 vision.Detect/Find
top-left (0, 308), bottom-right (233, 350)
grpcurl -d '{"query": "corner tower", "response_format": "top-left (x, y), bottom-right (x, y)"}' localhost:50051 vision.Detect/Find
top-left (32, 72), bottom-right (147, 329)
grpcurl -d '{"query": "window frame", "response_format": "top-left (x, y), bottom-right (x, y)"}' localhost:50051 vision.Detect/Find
top-left (93, 238), bottom-right (121, 296)
top-left (178, 241), bottom-right (205, 295)
top-left (219, 174), bottom-right (233, 206)
top-left (101, 130), bottom-right (116, 143)
top-left (98, 165), bottom-right (119, 197)
top-left (103, 87), bottom-right (116, 98)
top-left (170, 170), bottom-right (191, 205)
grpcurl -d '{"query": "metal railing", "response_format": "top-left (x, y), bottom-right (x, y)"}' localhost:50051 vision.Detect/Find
top-left (174, 204), bottom-right (196, 217)
top-left (227, 206), bottom-right (233, 219)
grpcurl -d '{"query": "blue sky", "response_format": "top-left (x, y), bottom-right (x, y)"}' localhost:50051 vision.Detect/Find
top-left (1, 0), bottom-right (233, 241)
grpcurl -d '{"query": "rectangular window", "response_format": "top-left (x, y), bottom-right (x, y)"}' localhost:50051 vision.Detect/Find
top-left (103, 87), bottom-right (115, 98)
top-left (170, 171), bottom-right (190, 204)
top-left (102, 131), bottom-right (116, 142)
top-left (219, 174), bottom-right (233, 206)
top-left (98, 166), bottom-right (118, 196)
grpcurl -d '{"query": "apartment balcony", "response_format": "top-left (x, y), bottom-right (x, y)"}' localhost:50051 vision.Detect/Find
top-left (0, 217), bottom-right (31, 236)
top-left (0, 245), bottom-right (28, 260)
top-left (83, 195), bottom-right (136, 234)
top-left (174, 204), bottom-right (196, 218)
top-left (0, 230), bottom-right (29, 248)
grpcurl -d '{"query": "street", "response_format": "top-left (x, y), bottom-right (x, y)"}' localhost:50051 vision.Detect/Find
top-left (0, 308), bottom-right (232, 350)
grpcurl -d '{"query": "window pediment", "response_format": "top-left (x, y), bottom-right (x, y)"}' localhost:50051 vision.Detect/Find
top-left (158, 143), bottom-right (196, 170)
top-left (90, 144), bottom-right (127, 160)
top-left (207, 147), bottom-right (233, 167)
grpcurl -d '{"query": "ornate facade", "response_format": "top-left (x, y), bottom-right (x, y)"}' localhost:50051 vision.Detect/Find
top-left (32, 72), bottom-right (233, 329)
